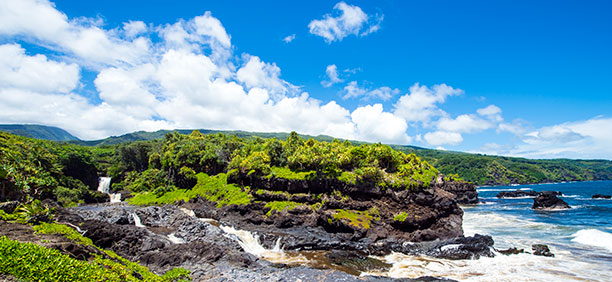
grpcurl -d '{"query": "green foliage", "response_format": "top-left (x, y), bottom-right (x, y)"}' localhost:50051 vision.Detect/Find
top-left (33, 222), bottom-right (93, 246)
top-left (123, 168), bottom-right (170, 193)
top-left (0, 235), bottom-right (191, 282)
top-left (395, 144), bottom-right (612, 185)
top-left (161, 267), bottom-right (191, 282)
top-left (0, 236), bottom-right (131, 282)
top-left (332, 209), bottom-right (377, 229)
top-left (129, 173), bottom-right (252, 207)
top-left (15, 199), bottom-right (53, 224)
top-left (266, 166), bottom-right (315, 180)
top-left (393, 212), bottom-right (408, 222)
top-left (264, 201), bottom-right (304, 216)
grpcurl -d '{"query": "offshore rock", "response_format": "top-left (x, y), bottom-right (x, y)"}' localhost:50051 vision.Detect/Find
top-left (532, 191), bottom-right (570, 210)
top-left (592, 194), bottom-right (611, 199)
top-left (496, 190), bottom-right (539, 198)
top-left (433, 177), bottom-right (478, 204)
top-left (532, 244), bottom-right (555, 257)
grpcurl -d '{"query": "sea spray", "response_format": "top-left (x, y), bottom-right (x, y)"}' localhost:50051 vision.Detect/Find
top-left (571, 229), bottom-right (612, 252)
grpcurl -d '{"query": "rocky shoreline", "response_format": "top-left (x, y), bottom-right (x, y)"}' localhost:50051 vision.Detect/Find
top-left (50, 203), bottom-right (471, 281)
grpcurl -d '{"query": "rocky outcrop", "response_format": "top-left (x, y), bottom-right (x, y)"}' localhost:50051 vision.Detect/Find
top-left (592, 194), bottom-right (611, 199)
top-left (497, 190), bottom-right (562, 198)
top-left (532, 244), bottom-right (554, 257)
top-left (60, 204), bottom-right (457, 282)
top-left (496, 190), bottom-right (538, 198)
top-left (227, 174), bottom-right (465, 245)
top-left (433, 178), bottom-right (478, 204)
top-left (532, 192), bottom-right (570, 210)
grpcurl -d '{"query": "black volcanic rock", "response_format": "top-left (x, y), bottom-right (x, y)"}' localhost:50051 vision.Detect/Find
top-left (434, 177), bottom-right (479, 204)
top-left (592, 194), bottom-right (611, 199)
top-left (496, 190), bottom-right (538, 198)
top-left (532, 244), bottom-right (554, 257)
top-left (532, 192), bottom-right (570, 210)
top-left (497, 247), bottom-right (524, 255)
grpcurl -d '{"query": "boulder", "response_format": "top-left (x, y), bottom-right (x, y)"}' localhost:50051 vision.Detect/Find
top-left (532, 192), bottom-right (570, 210)
top-left (496, 190), bottom-right (538, 198)
top-left (532, 244), bottom-right (554, 257)
top-left (496, 247), bottom-right (524, 255)
top-left (592, 194), bottom-right (611, 199)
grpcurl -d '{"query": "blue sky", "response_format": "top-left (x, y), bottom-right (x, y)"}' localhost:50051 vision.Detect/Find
top-left (0, 0), bottom-right (611, 159)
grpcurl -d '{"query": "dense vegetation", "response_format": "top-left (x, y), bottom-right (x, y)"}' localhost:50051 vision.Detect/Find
top-left (4, 124), bottom-right (611, 186)
top-left (395, 146), bottom-right (612, 186)
top-left (0, 132), bottom-right (101, 206)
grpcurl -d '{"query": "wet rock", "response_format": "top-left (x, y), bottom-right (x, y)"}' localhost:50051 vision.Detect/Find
top-left (532, 244), bottom-right (554, 257)
top-left (496, 190), bottom-right (538, 198)
top-left (592, 194), bottom-right (611, 199)
top-left (83, 191), bottom-right (110, 204)
top-left (532, 192), bottom-right (570, 210)
top-left (497, 247), bottom-right (524, 255)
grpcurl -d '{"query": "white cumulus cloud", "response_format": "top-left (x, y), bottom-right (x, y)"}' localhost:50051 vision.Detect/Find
top-left (394, 83), bottom-right (463, 125)
top-left (308, 2), bottom-right (383, 43)
top-left (322, 64), bottom-right (343, 87)
top-left (423, 131), bottom-right (463, 146)
top-left (350, 104), bottom-right (411, 144)
top-left (342, 81), bottom-right (399, 101)
top-left (283, 34), bottom-right (296, 43)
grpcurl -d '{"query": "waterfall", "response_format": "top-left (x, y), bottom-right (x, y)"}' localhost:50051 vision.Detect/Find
top-left (167, 233), bottom-right (185, 244)
top-left (131, 213), bottom-right (144, 227)
top-left (109, 193), bottom-right (122, 203)
top-left (179, 207), bottom-right (307, 264)
top-left (97, 177), bottom-right (121, 203)
top-left (97, 177), bottom-right (111, 194)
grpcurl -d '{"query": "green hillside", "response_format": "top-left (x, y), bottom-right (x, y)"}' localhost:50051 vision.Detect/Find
top-left (3, 124), bottom-right (611, 186)
top-left (0, 124), bottom-right (79, 141)
top-left (393, 145), bottom-right (612, 186)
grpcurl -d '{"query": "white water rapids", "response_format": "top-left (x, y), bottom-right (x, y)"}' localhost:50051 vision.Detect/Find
top-left (97, 177), bottom-right (121, 203)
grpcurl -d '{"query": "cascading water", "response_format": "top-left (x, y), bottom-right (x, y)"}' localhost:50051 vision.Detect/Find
top-left (178, 207), bottom-right (307, 264)
top-left (131, 213), bottom-right (145, 227)
top-left (97, 177), bottom-right (111, 194)
top-left (97, 177), bottom-right (121, 203)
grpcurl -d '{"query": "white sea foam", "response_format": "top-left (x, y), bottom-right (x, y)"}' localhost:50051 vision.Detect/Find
top-left (477, 188), bottom-right (518, 192)
top-left (362, 251), bottom-right (607, 281)
top-left (572, 229), bottom-right (612, 252)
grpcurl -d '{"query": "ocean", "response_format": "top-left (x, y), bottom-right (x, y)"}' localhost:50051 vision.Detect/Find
top-left (366, 180), bottom-right (612, 281)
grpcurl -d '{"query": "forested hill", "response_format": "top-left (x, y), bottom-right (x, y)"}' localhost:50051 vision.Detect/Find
top-left (393, 145), bottom-right (612, 186)
top-left (2, 125), bottom-right (611, 186)
top-left (70, 129), bottom-right (337, 146)
top-left (0, 124), bottom-right (79, 141)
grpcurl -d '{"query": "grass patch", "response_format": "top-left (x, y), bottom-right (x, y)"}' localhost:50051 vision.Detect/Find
top-left (129, 173), bottom-right (252, 208)
top-left (332, 209), bottom-right (377, 229)
top-left (264, 201), bottom-right (304, 216)
top-left (265, 166), bottom-right (316, 180)
top-left (33, 222), bottom-right (94, 246)
top-left (0, 236), bottom-right (189, 282)
top-left (393, 212), bottom-right (409, 222)
top-left (28, 223), bottom-right (191, 282)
